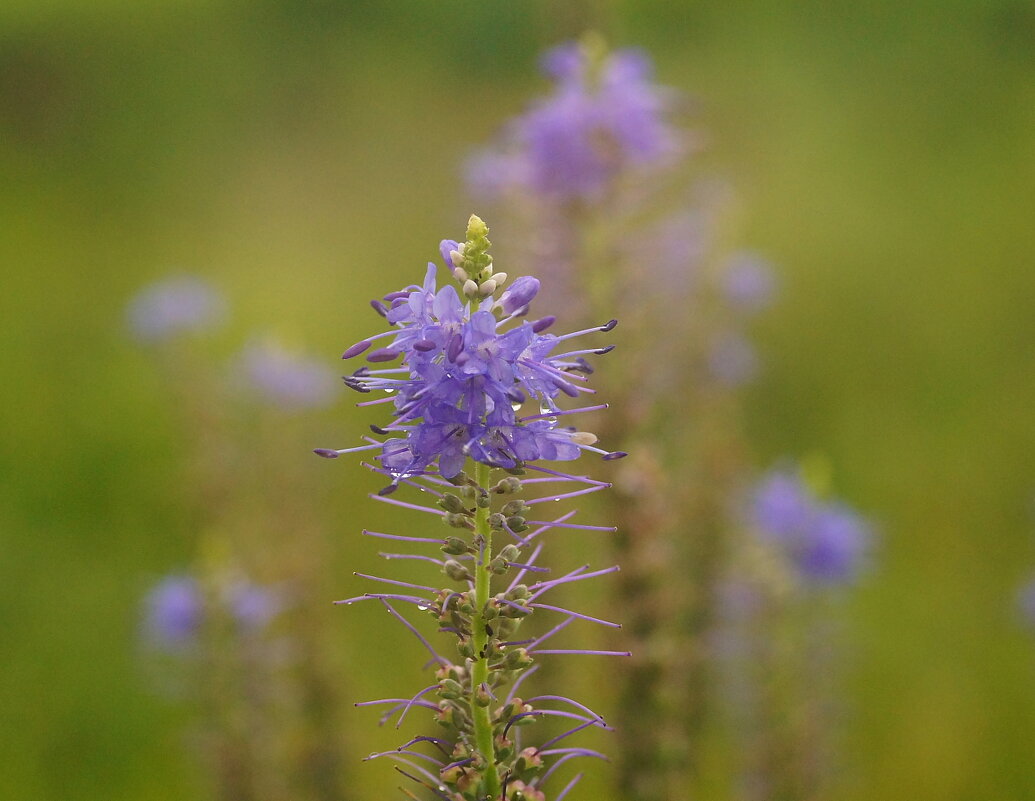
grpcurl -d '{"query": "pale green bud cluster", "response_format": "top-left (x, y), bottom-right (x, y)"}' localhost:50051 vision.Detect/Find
top-left (449, 214), bottom-right (509, 300)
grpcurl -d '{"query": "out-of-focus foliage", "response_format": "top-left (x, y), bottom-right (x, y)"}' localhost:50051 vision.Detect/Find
top-left (2, 1), bottom-right (1035, 800)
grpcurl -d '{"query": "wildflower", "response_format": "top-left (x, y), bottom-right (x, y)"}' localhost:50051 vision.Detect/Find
top-left (468, 39), bottom-right (679, 202)
top-left (125, 275), bottom-right (226, 342)
top-left (320, 216), bottom-right (625, 800)
top-left (323, 216), bottom-right (623, 484)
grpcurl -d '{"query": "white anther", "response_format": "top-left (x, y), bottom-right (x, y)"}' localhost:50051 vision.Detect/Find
top-left (571, 431), bottom-right (599, 446)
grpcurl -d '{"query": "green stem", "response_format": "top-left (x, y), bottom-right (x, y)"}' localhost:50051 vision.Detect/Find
top-left (470, 460), bottom-right (501, 799)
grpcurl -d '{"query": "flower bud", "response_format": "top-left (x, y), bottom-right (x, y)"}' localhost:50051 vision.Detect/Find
top-left (441, 537), bottom-right (470, 555)
top-left (443, 560), bottom-right (472, 582)
top-left (501, 500), bottom-right (528, 517)
top-left (498, 276), bottom-right (540, 315)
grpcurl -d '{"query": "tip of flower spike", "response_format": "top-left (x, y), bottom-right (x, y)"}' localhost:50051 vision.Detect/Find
top-left (466, 214), bottom-right (488, 240)
top-left (600, 319), bottom-right (618, 332)
top-left (313, 448), bottom-right (340, 459)
top-left (602, 451), bottom-right (628, 461)
top-left (342, 340), bottom-right (371, 359)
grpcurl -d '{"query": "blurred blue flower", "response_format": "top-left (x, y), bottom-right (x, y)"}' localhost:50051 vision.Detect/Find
top-left (126, 275), bottom-right (226, 342)
top-left (144, 575), bottom-right (202, 649)
top-left (227, 581), bottom-right (281, 632)
top-left (239, 339), bottom-right (339, 411)
top-left (750, 467), bottom-right (871, 586)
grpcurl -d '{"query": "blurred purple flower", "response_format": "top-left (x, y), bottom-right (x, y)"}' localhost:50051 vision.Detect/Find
top-left (751, 470), bottom-right (815, 542)
top-left (468, 41), bottom-right (679, 202)
top-left (143, 573), bottom-right (281, 651)
top-left (798, 504), bottom-right (870, 584)
top-left (240, 339), bottom-right (339, 410)
top-left (126, 275), bottom-right (226, 342)
top-left (144, 575), bottom-right (203, 649)
top-left (708, 333), bottom-right (758, 386)
top-left (227, 581), bottom-right (281, 632)
top-left (750, 467), bottom-right (871, 586)
top-left (722, 251), bottom-right (776, 313)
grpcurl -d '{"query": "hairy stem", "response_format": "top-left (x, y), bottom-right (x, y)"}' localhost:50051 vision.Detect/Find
top-left (471, 460), bottom-right (500, 798)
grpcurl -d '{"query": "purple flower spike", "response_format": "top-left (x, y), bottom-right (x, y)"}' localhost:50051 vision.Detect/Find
top-left (318, 216), bottom-right (624, 801)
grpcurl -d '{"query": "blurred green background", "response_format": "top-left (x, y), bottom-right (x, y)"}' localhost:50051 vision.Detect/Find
top-left (3, 0), bottom-right (1035, 798)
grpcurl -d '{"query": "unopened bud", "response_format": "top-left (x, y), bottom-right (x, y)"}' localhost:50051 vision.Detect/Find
top-left (463, 279), bottom-right (479, 297)
top-left (443, 512), bottom-right (474, 530)
top-left (437, 493), bottom-right (465, 513)
top-left (499, 544), bottom-right (521, 562)
top-left (501, 500), bottom-right (528, 517)
top-left (490, 272), bottom-right (508, 286)
top-left (443, 560), bottom-right (472, 582)
top-left (441, 537), bottom-right (470, 555)
top-left (498, 275), bottom-right (540, 315)
top-left (493, 477), bottom-right (523, 494)
top-left (479, 279), bottom-right (497, 296)
top-left (506, 515), bottom-right (528, 533)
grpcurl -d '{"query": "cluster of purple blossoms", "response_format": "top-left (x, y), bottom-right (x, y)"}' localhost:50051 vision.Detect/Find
top-left (143, 573), bottom-right (280, 652)
top-left (317, 219), bottom-right (625, 486)
top-left (125, 275), bottom-right (226, 343)
top-left (467, 39), bottom-right (680, 203)
top-left (318, 217), bottom-right (626, 801)
top-left (750, 468), bottom-right (871, 586)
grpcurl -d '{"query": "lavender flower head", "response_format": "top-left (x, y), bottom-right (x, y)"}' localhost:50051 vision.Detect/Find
top-left (239, 338), bottom-right (339, 410)
top-left (320, 216), bottom-right (624, 484)
top-left (468, 38), bottom-right (680, 202)
top-left (749, 467), bottom-right (871, 586)
top-left (319, 216), bottom-right (626, 800)
top-left (126, 275), bottom-right (226, 342)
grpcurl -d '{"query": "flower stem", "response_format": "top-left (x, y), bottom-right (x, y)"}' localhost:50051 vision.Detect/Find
top-left (471, 459), bottom-right (501, 799)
